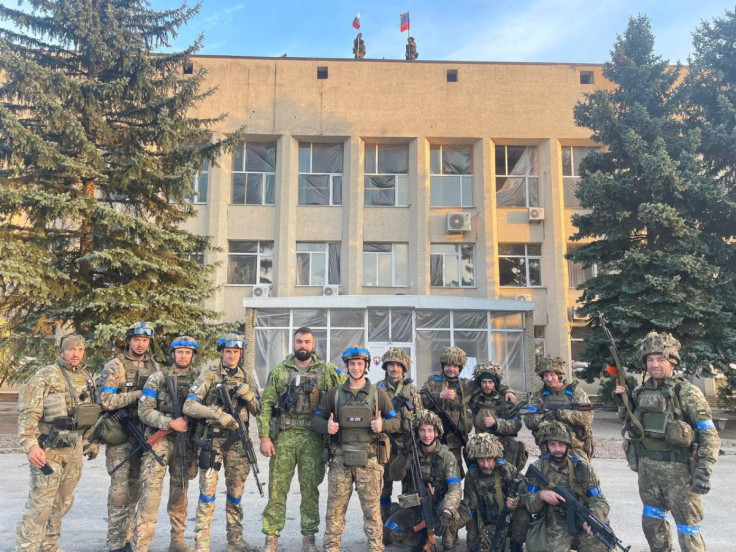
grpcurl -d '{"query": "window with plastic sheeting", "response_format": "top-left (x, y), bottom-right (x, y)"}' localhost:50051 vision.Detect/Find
top-left (363, 243), bottom-right (408, 287)
top-left (491, 312), bottom-right (523, 330)
top-left (296, 242), bottom-right (341, 285)
top-left (561, 146), bottom-right (597, 209)
top-left (330, 328), bottom-right (366, 367)
top-left (331, 309), bottom-right (364, 328)
top-left (455, 331), bottom-right (489, 379)
top-left (416, 309), bottom-right (450, 329)
top-left (492, 331), bottom-right (525, 390)
top-left (415, 330), bottom-right (451, 383)
top-left (299, 142), bottom-right (343, 206)
top-left (254, 328), bottom-right (290, 385)
top-left (227, 241), bottom-right (273, 285)
top-left (365, 144), bottom-right (409, 206)
top-left (294, 309), bottom-right (328, 328)
top-left (498, 244), bottom-right (541, 287)
top-left (430, 145), bottom-right (473, 207)
top-left (232, 142), bottom-right (277, 205)
top-left (256, 309), bottom-right (290, 327)
top-left (430, 243), bottom-right (475, 287)
top-left (185, 159), bottom-right (208, 204)
top-left (495, 145), bottom-right (539, 207)
top-left (367, 307), bottom-right (413, 342)
top-left (454, 310), bottom-right (488, 329)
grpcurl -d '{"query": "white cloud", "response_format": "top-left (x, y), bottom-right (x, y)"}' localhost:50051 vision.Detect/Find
top-left (203, 4), bottom-right (245, 28)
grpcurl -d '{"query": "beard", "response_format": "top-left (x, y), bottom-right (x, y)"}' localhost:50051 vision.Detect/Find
top-left (294, 348), bottom-right (312, 361)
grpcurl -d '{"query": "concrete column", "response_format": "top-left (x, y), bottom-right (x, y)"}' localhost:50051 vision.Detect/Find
top-left (274, 134), bottom-right (297, 297)
top-left (413, 137), bottom-right (429, 294)
top-left (206, 131), bottom-right (229, 315)
top-left (343, 135), bottom-right (363, 294)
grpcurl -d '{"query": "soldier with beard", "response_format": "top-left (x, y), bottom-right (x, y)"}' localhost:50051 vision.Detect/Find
top-left (257, 327), bottom-right (344, 552)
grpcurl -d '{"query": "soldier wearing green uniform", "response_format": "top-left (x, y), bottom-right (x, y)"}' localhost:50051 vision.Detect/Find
top-left (183, 334), bottom-right (260, 552)
top-left (312, 346), bottom-right (401, 552)
top-left (524, 356), bottom-right (594, 460)
top-left (384, 410), bottom-right (462, 552)
top-left (376, 347), bottom-right (421, 522)
top-left (98, 322), bottom-right (161, 552)
top-left (257, 327), bottom-right (344, 552)
top-left (525, 421), bottom-right (609, 552)
top-left (458, 433), bottom-right (527, 552)
top-left (16, 335), bottom-right (100, 552)
top-left (614, 332), bottom-right (720, 552)
top-left (132, 336), bottom-right (201, 552)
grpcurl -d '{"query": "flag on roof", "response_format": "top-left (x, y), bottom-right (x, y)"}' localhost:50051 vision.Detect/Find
top-left (400, 11), bottom-right (410, 32)
top-left (353, 13), bottom-right (361, 30)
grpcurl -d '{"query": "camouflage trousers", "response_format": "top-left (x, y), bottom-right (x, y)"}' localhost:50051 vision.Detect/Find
top-left (324, 453), bottom-right (384, 552)
top-left (16, 443), bottom-right (82, 552)
top-left (106, 438), bottom-right (143, 549)
top-left (131, 435), bottom-right (198, 552)
top-left (384, 500), bottom-right (459, 552)
top-left (638, 456), bottom-right (705, 552)
top-left (262, 428), bottom-right (325, 536)
top-left (465, 508), bottom-right (529, 550)
top-left (194, 439), bottom-right (252, 552)
top-left (544, 511), bottom-right (606, 552)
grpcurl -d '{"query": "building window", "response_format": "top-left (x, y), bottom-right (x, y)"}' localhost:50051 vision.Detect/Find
top-left (562, 145), bottom-right (597, 208)
top-left (232, 142), bottom-right (277, 205)
top-left (534, 325), bottom-right (546, 359)
top-left (430, 243), bottom-right (475, 287)
top-left (317, 66), bottom-right (328, 79)
top-left (228, 241), bottom-right (273, 285)
top-left (498, 244), bottom-right (542, 287)
top-left (364, 144), bottom-right (409, 206)
top-left (579, 70), bottom-right (594, 84)
top-left (296, 242), bottom-right (341, 285)
top-left (447, 69), bottom-right (458, 82)
top-left (567, 258), bottom-right (598, 288)
top-left (299, 142), bottom-right (343, 206)
top-left (495, 145), bottom-right (539, 207)
top-left (363, 243), bottom-right (408, 287)
top-left (430, 145), bottom-right (473, 207)
top-left (185, 160), bottom-right (208, 204)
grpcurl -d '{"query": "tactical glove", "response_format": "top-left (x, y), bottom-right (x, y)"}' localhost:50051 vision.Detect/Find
top-left (234, 383), bottom-right (256, 402)
top-left (434, 511), bottom-right (453, 537)
top-left (543, 410), bottom-right (558, 421)
top-left (217, 411), bottom-right (238, 430)
top-left (83, 441), bottom-right (99, 460)
top-left (692, 468), bottom-right (711, 494)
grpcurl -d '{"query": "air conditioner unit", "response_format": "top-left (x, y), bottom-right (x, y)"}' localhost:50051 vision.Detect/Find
top-left (447, 212), bottom-right (471, 233)
top-left (528, 207), bottom-right (545, 222)
top-left (515, 293), bottom-right (532, 302)
top-left (322, 285), bottom-right (342, 296)
top-left (252, 284), bottom-right (271, 298)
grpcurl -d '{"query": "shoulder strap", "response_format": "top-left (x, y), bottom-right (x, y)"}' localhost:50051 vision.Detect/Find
top-left (57, 364), bottom-right (80, 408)
top-left (493, 471), bottom-right (505, 511)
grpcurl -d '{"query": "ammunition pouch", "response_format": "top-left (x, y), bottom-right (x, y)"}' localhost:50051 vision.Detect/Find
top-left (398, 492), bottom-right (421, 508)
top-left (73, 403), bottom-right (101, 429)
top-left (642, 411), bottom-right (671, 440)
top-left (665, 419), bottom-right (694, 448)
top-left (40, 419), bottom-right (78, 449)
top-left (338, 403), bottom-right (372, 429)
top-left (269, 415), bottom-right (280, 440)
top-left (197, 440), bottom-right (222, 471)
top-left (376, 433), bottom-right (391, 465)
top-left (99, 416), bottom-right (129, 445)
top-left (341, 442), bottom-right (370, 467)
top-left (622, 440), bottom-right (638, 472)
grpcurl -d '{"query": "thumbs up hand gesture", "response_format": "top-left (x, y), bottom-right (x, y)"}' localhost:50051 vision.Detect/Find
top-left (371, 415), bottom-right (383, 433)
top-left (327, 413), bottom-right (340, 434)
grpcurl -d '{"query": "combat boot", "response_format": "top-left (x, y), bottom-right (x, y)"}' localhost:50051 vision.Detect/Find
top-left (225, 536), bottom-right (259, 552)
top-left (168, 534), bottom-right (194, 552)
top-left (264, 535), bottom-right (279, 552)
top-left (110, 544), bottom-right (133, 552)
top-left (302, 534), bottom-right (319, 552)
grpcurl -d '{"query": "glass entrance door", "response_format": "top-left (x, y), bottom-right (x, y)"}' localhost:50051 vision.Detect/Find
top-left (366, 342), bottom-right (414, 385)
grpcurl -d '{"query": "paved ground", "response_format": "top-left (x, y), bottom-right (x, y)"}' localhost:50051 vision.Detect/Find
top-left (1, 404), bottom-right (735, 552)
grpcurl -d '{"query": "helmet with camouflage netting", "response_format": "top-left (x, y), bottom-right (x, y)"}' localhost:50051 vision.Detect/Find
top-left (440, 346), bottom-right (466, 368)
top-left (412, 409), bottom-right (444, 438)
top-left (535, 355), bottom-right (566, 378)
top-left (636, 331), bottom-right (681, 367)
top-left (466, 433), bottom-right (504, 460)
top-left (473, 361), bottom-right (503, 385)
top-left (537, 420), bottom-right (572, 446)
top-left (382, 347), bottom-right (411, 373)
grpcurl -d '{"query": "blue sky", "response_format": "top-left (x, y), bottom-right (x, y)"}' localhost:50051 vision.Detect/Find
top-left (152, 0), bottom-right (734, 63)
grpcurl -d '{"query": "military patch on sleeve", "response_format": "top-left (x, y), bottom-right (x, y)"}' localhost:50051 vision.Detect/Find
top-left (697, 409), bottom-right (708, 417)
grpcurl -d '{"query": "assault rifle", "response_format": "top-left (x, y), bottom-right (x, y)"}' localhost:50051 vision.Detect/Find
top-left (515, 403), bottom-right (608, 417)
top-left (419, 389), bottom-right (468, 445)
top-left (166, 375), bottom-right (188, 489)
top-left (405, 426), bottom-right (439, 552)
top-left (215, 383), bottom-right (264, 497)
top-left (109, 409), bottom-right (165, 475)
top-left (488, 476), bottom-right (522, 552)
top-left (526, 464), bottom-right (630, 551)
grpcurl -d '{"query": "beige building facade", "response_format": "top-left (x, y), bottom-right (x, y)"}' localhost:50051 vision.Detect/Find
top-left (182, 55), bottom-right (606, 392)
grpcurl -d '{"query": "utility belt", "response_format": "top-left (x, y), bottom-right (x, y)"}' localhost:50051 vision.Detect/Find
top-left (278, 414), bottom-right (312, 431)
top-left (39, 419), bottom-right (79, 449)
top-left (637, 444), bottom-right (690, 464)
top-left (208, 426), bottom-right (236, 439)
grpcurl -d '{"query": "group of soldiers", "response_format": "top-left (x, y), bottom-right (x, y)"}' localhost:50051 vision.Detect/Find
top-left (352, 34), bottom-right (418, 60)
top-left (16, 323), bottom-right (720, 552)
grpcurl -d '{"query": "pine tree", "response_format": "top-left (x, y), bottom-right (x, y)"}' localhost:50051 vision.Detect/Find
top-left (568, 15), bottom-right (736, 380)
top-left (0, 0), bottom-right (242, 379)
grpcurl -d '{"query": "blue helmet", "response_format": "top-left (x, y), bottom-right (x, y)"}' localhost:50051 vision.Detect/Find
top-left (169, 336), bottom-right (199, 354)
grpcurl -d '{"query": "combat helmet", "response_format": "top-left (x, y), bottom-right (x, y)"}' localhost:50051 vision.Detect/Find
top-left (125, 322), bottom-right (155, 341)
top-left (636, 331), bottom-right (681, 366)
top-left (473, 361), bottom-right (503, 385)
top-left (217, 333), bottom-right (246, 352)
top-left (169, 335), bottom-right (199, 354)
top-left (412, 409), bottom-right (444, 438)
top-left (440, 346), bottom-right (466, 368)
top-left (537, 420), bottom-right (572, 446)
top-left (382, 347), bottom-right (411, 373)
top-left (535, 355), bottom-right (566, 378)
top-left (342, 345), bottom-right (371, 365)
top-left (466, 433), bottom-right (504, 460)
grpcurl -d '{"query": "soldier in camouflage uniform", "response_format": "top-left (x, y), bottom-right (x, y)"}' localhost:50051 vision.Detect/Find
top-left (311, 346), bottom-right (401, 552)
top-left (376, 347), bottom-right (421, 522)
top-left (183, 333), bottom-right (260, 552)
top-left (132, 336), bottom-right (202, 552)
top-left (405, 36), bottom-right (418, 60)
top-left (614, 332), bottom-right (720, 552)
top-left (384, 410), bottom-right (462, 552)
top-left (16, 335), bottom-right (100, 552)
top-left (524, 356), bottom-right (594, 460)
top-left (421, 347), bottom-right (515, 474)
top-left (98, 322), bottom-right (161, 552)
top-left (257, 327), bottom-right (344, 552)
top-left (353, 33), bottom-right (366, 59)
top-left (458, 433), bottom-right (527, 552)
top-left (525, 421), bottom-right (609, 552)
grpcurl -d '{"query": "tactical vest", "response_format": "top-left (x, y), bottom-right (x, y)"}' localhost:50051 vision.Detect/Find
top-left (280, 367), bottom-right (321, 424)
top-left (113, 353), bottom-right (159, 408)
top-left (159, 367), bottom-right (198, 415)
top-left (476, 469), bottom-right (507, 524)
top-left (424, 450), bottom-right (449, 504)
top-left (337, 383), bottom-right (376, 446)
top-left (633, 379), bottom-right (687, 453)
top-left (427, 373), bottom-right (469, 432)
top-left (204, 365), bottom-right (251, 423)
